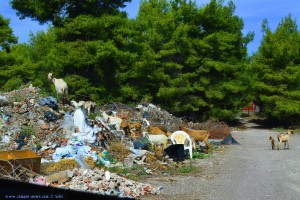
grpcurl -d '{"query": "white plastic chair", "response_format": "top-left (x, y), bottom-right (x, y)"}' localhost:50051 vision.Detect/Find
top-left (170, 131), bottom-right (193, 159)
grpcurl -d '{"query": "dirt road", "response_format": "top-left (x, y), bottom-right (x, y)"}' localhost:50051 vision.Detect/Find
top-left (143, 118), bottom-right (300, 200)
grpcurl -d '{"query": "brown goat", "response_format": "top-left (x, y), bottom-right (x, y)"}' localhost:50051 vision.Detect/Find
top-left (147, 126), bottom-right (168, 136)
top-left (120, 120), bottom-right (141, 136)
top-left (156, 125), bottom-right (172, 137)
top-left (269, 136), bottom-right (275, 150)
top-left (179, 126), bottom-right (210, 149)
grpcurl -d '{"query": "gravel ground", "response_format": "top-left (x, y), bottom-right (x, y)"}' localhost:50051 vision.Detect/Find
top-left (141, 117), bottom-right (300, 200)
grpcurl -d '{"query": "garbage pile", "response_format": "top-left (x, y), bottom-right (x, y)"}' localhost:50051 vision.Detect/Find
top-left (42, 168), bottom-right (161, 198)
top-left (0, 86), bottom-right (157, 198)
top-left (0, 85), bottom-right (230, 199)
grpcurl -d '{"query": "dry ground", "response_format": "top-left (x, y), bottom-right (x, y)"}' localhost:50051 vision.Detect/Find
top-left (140, 117), bottom-right (300, 200)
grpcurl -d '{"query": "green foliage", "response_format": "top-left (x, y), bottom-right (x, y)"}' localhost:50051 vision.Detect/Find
top-left (108, 166), bottom-right (129, 175)
top-left (6, 0), bottom-right (296, 126)
top-left (64, 74), bottom-right (102, 101)
top-left (134, 0), bottom-right (252, 121)
top-left (178, 165), bottom-right (195, 173)
top-left (21, 126), bottom-right (36, 137)
top-left (10, 0), bottom-right (131, 26)
top-left (2, 77), bottom-right (24, 91)
top-left (87, 112), bottom-right (99, 121)
top-left (0, 15), bottom-right (18, 52)
top-left (192, 152), bottom-right (210, 159)
top-left (166, 161), bottom-right (199, 175)
top-left (251, 15), bottom-right (300, 126)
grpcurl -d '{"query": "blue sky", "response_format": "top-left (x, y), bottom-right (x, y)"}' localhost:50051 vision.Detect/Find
top-left (1, 0), bottom-right (300, 55)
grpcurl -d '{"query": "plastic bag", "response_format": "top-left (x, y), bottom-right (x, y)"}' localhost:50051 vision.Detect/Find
top-left (59, 113), bottom-right (75, 133)
top-left (74, 154), bottom-right (92, 169)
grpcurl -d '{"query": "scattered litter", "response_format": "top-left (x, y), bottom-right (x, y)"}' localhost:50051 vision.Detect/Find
top-left (220, 134), bottom-right (240, 145)
top-left (39, 96), bottom-right (59, 111)
top-left (72, 108), bottom-right (96, 144)
top-left (0, 86), bottom-right (231, 199)
top-left (44, 111), bottom-right (59, 122)
top-left (105, 170), bottom-right (111, 180)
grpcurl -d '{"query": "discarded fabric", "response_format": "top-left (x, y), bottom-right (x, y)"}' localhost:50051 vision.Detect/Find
top-left (133, 141), bottom-right (146, 149)
top-left (44, 111), bottom-right (59, 122)
top-left (15, 133), bottom-right (28, 150)
top-left (220, 134), bottom-right (239, 145)
top-left (39, 96), bottom-right (59, 110)
top-left (134, 137), bottom-right (150, 150)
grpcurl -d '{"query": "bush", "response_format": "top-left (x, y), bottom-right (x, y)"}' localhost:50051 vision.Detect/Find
top-left (188, 119), bottom-right (231, 139)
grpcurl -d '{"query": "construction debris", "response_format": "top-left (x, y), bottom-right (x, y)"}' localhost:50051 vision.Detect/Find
top-left (0, 85), bottom-right (230, 198)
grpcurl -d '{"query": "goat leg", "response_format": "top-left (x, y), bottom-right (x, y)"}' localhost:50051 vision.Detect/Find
top-left (204, 140), bottom-right (210, 149)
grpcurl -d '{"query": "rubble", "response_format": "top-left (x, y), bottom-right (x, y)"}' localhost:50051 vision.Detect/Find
top-left (56, 168), bottom-right (161, 198)
top-left (0, 85), bottom-right (230, 199)
top-left (45, 170), bottom-right (73, 183)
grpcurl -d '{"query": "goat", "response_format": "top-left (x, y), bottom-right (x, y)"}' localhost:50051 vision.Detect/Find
top-left (277, 129), bottom-right (294, 150)
top-left (148, 126), bottom-right (172, 137)
top-left (120, 120), bottom-right (142, 136)
top-left (79, 101), bottom-right (96, 115)
top-left (116, 111), bottom-right (130, 120)
top-left (147, 125), bottom-right (166, 135)
top-left (71, 100), bottom-right (96, 115)
top-left (156, 125), bottom-right (172, 137)
top-left (101, 111), bottom-right (122, 130)
top-left (269, 136), bottom-right (275, 150)
top-left (179, 126), bottom-right (210, 149)
top-left (128, 122), bottom-right (142, 131)
top-left (142, 118), bottom-right (172, 136)
top-left (142, 132), bottom-right (169, 149)
top-left (48, 73), bottom-right (68, 104)
top-left (71, 100), bottom-right (81, 108)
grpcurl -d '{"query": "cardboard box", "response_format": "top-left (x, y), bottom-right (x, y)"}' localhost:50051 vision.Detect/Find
top-left (0, 149), bottom-right (41, 173)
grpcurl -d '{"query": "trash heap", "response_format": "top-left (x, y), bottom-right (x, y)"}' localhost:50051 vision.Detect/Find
top-left (40, 168), bottom-right (161, 198)
top-left (0, 84), bottom-right (230, 199)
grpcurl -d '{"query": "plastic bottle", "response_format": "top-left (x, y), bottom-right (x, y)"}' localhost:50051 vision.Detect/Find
top-left (74, 154), bottom-right (92, 169)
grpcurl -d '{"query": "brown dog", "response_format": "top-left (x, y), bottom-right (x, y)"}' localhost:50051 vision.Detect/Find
top-left (269, 136), bottom-right (275, 150)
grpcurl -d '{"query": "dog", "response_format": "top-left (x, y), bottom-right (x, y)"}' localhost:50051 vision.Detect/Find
top-left (269, 136), bottom-right (275, 150)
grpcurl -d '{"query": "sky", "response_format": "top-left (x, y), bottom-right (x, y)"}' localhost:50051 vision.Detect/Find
top-left (1, 0), bottom-right (300, 55)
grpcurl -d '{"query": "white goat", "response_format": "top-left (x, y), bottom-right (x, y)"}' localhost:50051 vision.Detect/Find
top-left (71, 100), bottom-right (84, 109)
top-left (277, 129), bottom-right (294, 150)
top-left (80, 101), bottom-right (96, 115)
top-left (71, 100), bottom-right (96, 115)
top-left (48, 73), bottom-right (68, 104)
top-left (101, 111), bottom-right (122, 130)
top-left (142, 132), bottom-right (170, 149)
